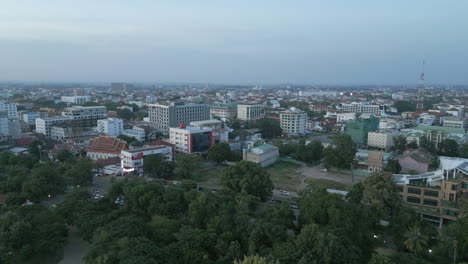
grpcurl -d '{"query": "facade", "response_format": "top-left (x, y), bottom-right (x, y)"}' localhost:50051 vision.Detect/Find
top-left (336, 112), bottom-right (356, 123)
top-left (414, 125), bottom-right (466, 148)
top-left (309, 104), bottom-right (328, 113)
top-left (35, 116), bottom-right (73, 136)
top-left (120, 145), bottom-right (173, 168)
top-left (341, 103), bottom-right (383, 115)
top-left (22, 112), bottom-right (49, 126)
top-left (0, 101), bottom-right (18, 118)
top-left (50, 126), bottom-right (95, 141)
top-left (122, 129), bottom-right (145, 142)
top-left (443, 117), bottom-right (466, 129)
top-left (148, 102), bottom-right (210, 133)
top-left (62, 106), bottom-right (107, 127)
top-left (394, 156), bottom-right (468, 226)
top-left (169, 124), bottom-right (213, 153)
top-left (237, 103), bottom-right (263, 121)
top-left (280, 107), bottom-right (307, 135)
top-left (190, 119), bottom-right (228, 143)
top-left (110, 82), bottom-right (127, 93)
top-left (367, 131), bottom-right (396, 149)
top-left (86, 136), bottom-right (128, 160)
top-left (345, 117), bottom-right (380, 145)
top-left (243, 144), bottom-right (279, 167)
top-left (61, 96), bottom-right (92, 104)
top-left (210, 102), bottom-right (237, 120)
top-left (97, 118), bottom-right (124, 137)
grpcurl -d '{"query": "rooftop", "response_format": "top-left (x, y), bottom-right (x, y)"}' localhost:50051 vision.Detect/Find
top-left (415, 125), bottom-right (465, 134)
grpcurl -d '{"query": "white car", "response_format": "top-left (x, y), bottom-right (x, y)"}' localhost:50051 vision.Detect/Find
top-left (280, 190), bottom-right (290, 196)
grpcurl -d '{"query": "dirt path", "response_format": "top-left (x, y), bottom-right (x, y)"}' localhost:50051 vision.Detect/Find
top-left (59, 226), bottom-right (89, 264)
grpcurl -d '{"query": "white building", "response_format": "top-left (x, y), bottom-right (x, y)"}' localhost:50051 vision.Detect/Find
top-left (62, 106), bottom-right (107, 120)
top-left (367, 131), bottom-right (396, 149)
top-left (61, 96), bottom-right (92, 104)
top-left (190, 119), bottom-right (229, 143)
top-left (243, 144), bottom-right (279, 167)
top-left (0, 101), bottom-right (18, 118)
top-left (341, 102), bottom-right (383, 115)
top-left (122, 129), bottom-right (145, 142)
top-left (443, 117), bottom-right (466, 129)
top-left (0, 114), bottom-right (21, 139)
top-left (120, 145), bottom-right (173, 168)
top-left (237, 103), bottom-right (263, 121)
top-left (97, 118), bottom-right (124, 137)
top-left (169, 125), bottom-right (213, 153)
top-left (149, 102), bottom-right (210, 133)
top-left (280, 107), bottom-right (307, 135)
top-left (22, 112), bottom-right (48, 126)
top-left (336, 112), bottom-right (356, 123)
top-left (35, 117), bottom-right (72, 136)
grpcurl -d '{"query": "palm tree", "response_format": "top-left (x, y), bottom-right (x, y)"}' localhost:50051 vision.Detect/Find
top-left (404, 225), bottom-right (429, 254)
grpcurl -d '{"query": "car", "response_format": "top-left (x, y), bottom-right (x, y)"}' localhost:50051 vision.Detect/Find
top-left (289, 202), bottom-right (299, 209)
top-left (320, 168), bottom-right (327, 172)
top-left (280, 190), bottom-right (290, 196)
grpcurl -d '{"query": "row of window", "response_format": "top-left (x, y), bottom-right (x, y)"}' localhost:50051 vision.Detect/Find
top-left (406, 196), bottom-right (438, 206)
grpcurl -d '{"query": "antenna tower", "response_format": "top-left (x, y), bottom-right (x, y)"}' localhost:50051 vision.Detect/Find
top-left (416, 61), bottom-right (425, 111)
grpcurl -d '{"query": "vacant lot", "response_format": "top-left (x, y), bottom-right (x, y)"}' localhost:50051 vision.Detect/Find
top-left (267, 161), bottom-right (304, 191)
top-left (193, 164), bottom-right (225, 189)
top-left (305, 178), bottom-right (351, 191)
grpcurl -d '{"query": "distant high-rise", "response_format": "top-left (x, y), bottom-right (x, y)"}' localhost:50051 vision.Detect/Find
top-left (149, 102), bottom-right (210, 133)
top-left (416, 62), bottom-right (425, 111)
top-left (110, 82), bottom-right (127, 93)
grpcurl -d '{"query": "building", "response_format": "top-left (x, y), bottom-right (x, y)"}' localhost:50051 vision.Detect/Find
top-left (210, 102), bottom-right (237, 120)
top-left (393, 156), bottom-right (468, 226)
top-left (50, 126), bottom-right (95, 141)
top-left (345, 117), bottom-right (380, 145)
top-left (0, 101), bottom-right (18, 118)
top-left (396, 148), bottom-right (434, 174)
top-left (309, 104), bottom-right (328, 113)
top-left (86, 136), bottom-right (128, 160)
top-left (367, 131), bottom-right (396, 149)
top-left (62, 106), bottom-right (107, 127)
top-left (169, 124), bottom-right (213, 153)
top-left (110, 82), bottom-right (127, 93)
top-left (355, 150), bottom-right (392, 172)
top-left (341, 102), bottom-right (384, 115)
top-left (243, 144), bottom-right (279, 167)
top-left (190, 120), bottom-right (229, 143)
top-left (61, 96), bottom-right (92, 104)
top-left (443, 116), bottom-right (466, 129)
top-left (280, 107), bottom-right (307, 135)
top-left (97, 118), bottom-right (124, 137)
top-left (22, 112), bottom-right (48, 126)
top-left (414, 125), bottom-right (466, 148)
top-left (149, 102), bottom-right (210, 133)
top-left (237, 103), bottom-right (263, 121)
top-left (35, 116), bottom-right (72, 136)
top-left (336, 112), bottom-right (356, 123)
top-left (120, 145), bottom-right (173, 168)
top-left (122, 129), bottom-right (145, 142)
top-left (0, 111), bottom-right (21, 139)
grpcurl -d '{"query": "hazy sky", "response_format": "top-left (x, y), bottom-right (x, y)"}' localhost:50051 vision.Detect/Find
top-left (1, 0), bottom-right (467, 84)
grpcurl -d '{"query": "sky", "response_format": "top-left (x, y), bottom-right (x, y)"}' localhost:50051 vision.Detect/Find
top-left (1, 0), bottom-right (467, 85)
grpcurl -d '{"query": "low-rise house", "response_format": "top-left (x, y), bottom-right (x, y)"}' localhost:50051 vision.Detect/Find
top-left (396, 148), bottom-right (434, 174)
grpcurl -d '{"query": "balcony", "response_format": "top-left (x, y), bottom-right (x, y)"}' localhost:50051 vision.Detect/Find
top-left (441, 200), bottom-right (460, 209)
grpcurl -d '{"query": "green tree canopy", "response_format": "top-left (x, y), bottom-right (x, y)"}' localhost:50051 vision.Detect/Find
top-left (208, 142), bottom-right (233, 164)
top-left (221, 161), bottom-right (274, 199)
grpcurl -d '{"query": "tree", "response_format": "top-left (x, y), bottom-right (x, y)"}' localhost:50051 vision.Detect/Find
top-left (143, 154), bottom-right (175, 178)
top-left (323, 134), bottom-right (356, 169)
top-left (368, 254), bottom-right (393, 264)
top-left (27, 140), bottom-right (44, 159)
top-left (438, 139), bottom-right (459, 157)
top-left (254, 118), bottom-right (282, 139)
top-left (54, 149), bottom-right (76, 163)
top-left (460, 143), bottom-right (468, 158)
top-left (208, 143), bottom-right (233, 164)
top-left (117, 108), bottom-right (135, 120)
top-left (64, 158), bottom-right (93, 187)
top-left (222, 161), bottom-right (274, 199)
top-left (234, 255), bottom-right (279, 264)
top-left (175, 153), bottom-right (200, 179)
top-left (404, 225), bottom-right (428, 254)
top-left (22, 165), bottom-right (65, 201)
top-left (384, 159), bottom-right (401, 174)
top-left (420, 137), bottom-right (436, 153)
top-left (394, 100), bottom-right (416, 113)
top-left (118, 134), bottom-right (138, 145)
top-left (392, 135), bottom-right (407, 154)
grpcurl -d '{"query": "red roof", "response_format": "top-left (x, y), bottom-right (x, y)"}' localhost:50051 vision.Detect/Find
top-left (96, 156), bottom-right (121, 166)
top-left (87, 136), bottom-right (128, 154)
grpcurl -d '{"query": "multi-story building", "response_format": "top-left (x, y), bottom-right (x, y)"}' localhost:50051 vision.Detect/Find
top-left (0, 111), bottom-right (21, 139)
top-left (243, 144), bottom-right (279, 167)
top-left (62, 106), bottom-right (107, 127)
top-left (341, 102), bottom-right (384, 115)
top-left (50, 126), bottom-right (95, 141)
top-left (110, 82), bottom-right (127, 93)
top-left (190, 120), bottom-right (228, 143)
top-left (122, 129), bottom-right (145, 142)
top-left (237, 103), bottom-right (263, 121)
top-left (35, 116), bottom-right (73, 136)
top-left (86, 136), bottom-right (128, 160)
top-left (210, 102), bottom-right (237, 120)
top-left (61, 96), bottom-right (92, 104)
top-left (97, 118), bottom-right (124, 137)
top-left (443, 116), bottom-right (466, 129)
top-left (22, 112), bottom-right (49, 126)
top-left (149, 102), bottom-right (210, 133)
top-left (414, 125), bottom-right (466, 148)
top-left (120, 145), bottom-right (173, 168)
top-left (336, 112), bottom-right (356, 123)
top-left (280, 107), bottom-right (307, 135)
top-left (0, 101), bottom-right (18, 118)
top-left (345, 117), bottom-right (380, 145)
top-left (308, 104), bottom-right (329, 113)
top-left (169, 124), bottom-right (213, 153)
top-left (394, 156), bottom-right (468, 227)
top-left (367, 131), bottom-right (396, 149)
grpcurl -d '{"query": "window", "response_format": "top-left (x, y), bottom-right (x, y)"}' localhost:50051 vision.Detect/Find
top-left (407, 196), bottom-right (421, 204)
top-left (397, 186), bottom-right (404, 192)
top-left (443, 209), bottom-right (457, 217)
top-left (423, 199), bottom-right (438, 207)
top-left (424, 190), bottom-right (439, 197)
top-left (463, 182), bottom-right (468, 189)
top-left (451, 184), bottom-right (457, 191)
top-left (408, 187), bottom-right (422, 195)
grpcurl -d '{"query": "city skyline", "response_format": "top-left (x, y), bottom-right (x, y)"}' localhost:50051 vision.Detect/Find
top-left (1, 1), bottom-right (468, 84)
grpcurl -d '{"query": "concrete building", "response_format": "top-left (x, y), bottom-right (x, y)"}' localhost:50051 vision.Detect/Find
top-left (35, 116), bottom-right (73, 136)
top-left (396, 148), bottom-right (434, 174)
top-left (237, 103), bottom-right (263, 121)
top-left (61, 96), bottom-right (92, 104)
top-left (210, 102), bottom-right (237, 120)
top-left (243, 144), bottom-right (279, 167)
top-left (148, 102), bottom-right (210, 133)
top-left (169, 124), bottom-right (213, 153)
top-left (50, 126), bottom-right (95, 141)
top-left (345, 117), bottom-right (380, 145)
top-left (86, 136), bottom-right (128, 160)
top-left (414, 125), bottom-right (466, 148)
top-left (393, 156), bottom-right (468, 226)
top-left (336, 112), bottom-right (356, 123)
top-left (280, 107), bottom-right (307, 135)
top-left (443, 116), bottom-right (466, 129)
top-left (0, 115), bottom-right (21, 139)
top-left (120, 145), bottom-right (173, 168)
top-left (110, 82), bottom-right (127, 93)
top-left (341, 102), bottom-right (383, 115)
top-left (367, 131), bottom-right (396, 149)
top-left (190, 119), bottom-right (229, 143)
top-left (0, 101), bottom-right (18, 118)
top-left (62, 106), bottom-right (107, 127)
top-left (122, 129), bottom-right (145, 142)
top-left (22, 112), bottom-right (48, 126)
top-left (97, 118), bottom-right (124, 137)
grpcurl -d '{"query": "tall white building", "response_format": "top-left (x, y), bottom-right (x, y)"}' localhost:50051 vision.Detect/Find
top-left (341, 102), bottom-right (383, 115)
top-left (97, 118), bottom-right (124, 137)
top-left (443, 116), bottom-right (466, 129)
top-left (169, 125), bottom-right (213, 153)
top-left (0, 111), bottom-right (21, 139)
top-left (61, 96), bottom-right (92, 104)
top-left (367, 131), bottom-right (396, 149)
top-left (280, 107), bottom-right (307, 135)
top-left (237, 103), bottom-right (263, 121)
top-left (35, 117), bottom-right (73, 136)
top-left (148, 102), bottom-right (210, 133)
top-left (0, 101), bottom-right (18, 118)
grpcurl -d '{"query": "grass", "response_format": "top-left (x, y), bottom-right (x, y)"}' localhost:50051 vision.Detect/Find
top-left (192, 165), bottom-right (225, 189)
top-left (267, 161), bottom-right (303, 189)
top-left (305, 178), bottom-right (351, 191)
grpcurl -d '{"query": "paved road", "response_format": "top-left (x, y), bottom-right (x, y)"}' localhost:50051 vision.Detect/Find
top-left (59, 226), bottom-right (90, 264)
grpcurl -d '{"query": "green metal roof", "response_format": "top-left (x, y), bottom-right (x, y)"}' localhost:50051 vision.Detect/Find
top-left (414, 125), bottom-right (465, 134)
top-left (255, 144), bottom-right (277, 151)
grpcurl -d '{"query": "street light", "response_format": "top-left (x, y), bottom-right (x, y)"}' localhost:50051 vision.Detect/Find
top-left (428, 249), bottom-right (432, 254)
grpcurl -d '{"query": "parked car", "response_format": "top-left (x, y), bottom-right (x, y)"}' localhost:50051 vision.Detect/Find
top-left (289, 202), bottom-right (299, 209)
top-left (280, 190), bottom-right (290, 196)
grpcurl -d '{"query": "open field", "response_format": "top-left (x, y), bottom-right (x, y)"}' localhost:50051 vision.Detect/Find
top-left (305, 178), bottom-right (351, 191)
top-left (266, 161), bottom-right (304, 191)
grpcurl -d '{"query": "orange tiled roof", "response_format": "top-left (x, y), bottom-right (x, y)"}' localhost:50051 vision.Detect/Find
top-left (87, 136), bottom-right (128, 154)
